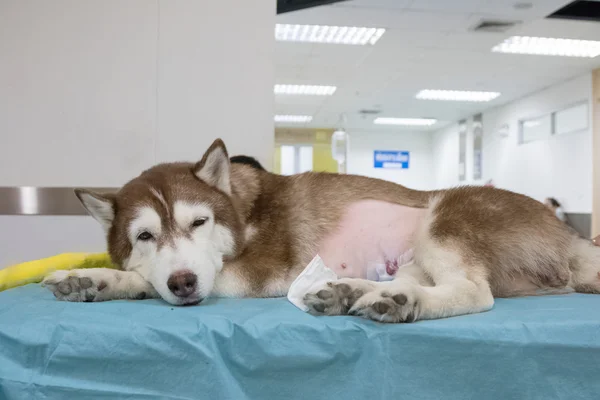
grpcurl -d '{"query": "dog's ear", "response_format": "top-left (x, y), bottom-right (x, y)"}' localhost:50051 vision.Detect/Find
top-left (194, 139), bottom-right (231, 195)
top-left (75, 189), bottom-right (116, 232)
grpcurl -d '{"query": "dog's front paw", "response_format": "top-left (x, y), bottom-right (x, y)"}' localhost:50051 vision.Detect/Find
top-left (303, 279), bottom-right (372, 315)
top-left (349, 284), bottom-right (423, 323)
top-left (43, 270), bottom-right (109, 302)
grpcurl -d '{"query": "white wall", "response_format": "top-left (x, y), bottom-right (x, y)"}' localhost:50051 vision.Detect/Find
top-left (432, 73), bottom-right (593, 213)
top-left (347, 130), bottom-right (434, 191)
top-left (0, 216), bottom-right (108, 266)
top-left (0, 0), bottom-right (274, 266)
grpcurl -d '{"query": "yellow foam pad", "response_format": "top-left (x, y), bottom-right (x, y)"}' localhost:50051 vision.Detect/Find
top-left (0, 253), bottom-right (116, 292)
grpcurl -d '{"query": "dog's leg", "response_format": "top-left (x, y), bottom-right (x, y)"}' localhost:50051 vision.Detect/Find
top-left (569, 238), bottom-right (600, 294)
top-left (43, 268), bottom-right (158, 302)
top-left (349, 274), bottom-right (494, 323)
top-left (350, 246), bottom-right (495, 322)
top-left (306, 247), bottom-right (494, 323)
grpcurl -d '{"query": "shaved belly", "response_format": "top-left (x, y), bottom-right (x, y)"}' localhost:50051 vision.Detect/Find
top-left (318, 200), bottom-right (427, 280)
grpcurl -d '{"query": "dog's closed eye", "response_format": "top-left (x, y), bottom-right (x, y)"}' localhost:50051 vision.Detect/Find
top-left (191, 218), bottom-right (208, 228)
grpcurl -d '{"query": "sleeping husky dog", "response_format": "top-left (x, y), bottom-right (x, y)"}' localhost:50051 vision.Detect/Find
top-left (43, 139), bottom-right (600, 322)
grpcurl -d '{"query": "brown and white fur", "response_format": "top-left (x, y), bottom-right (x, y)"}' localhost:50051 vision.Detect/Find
top-left (43, 139), bottom-right (600, 322)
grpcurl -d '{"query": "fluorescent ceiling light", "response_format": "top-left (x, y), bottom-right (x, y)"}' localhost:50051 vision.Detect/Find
top-left (374, 118), bottom-right (437, 126)
top-left (416, 90), bottom-right (500, 102)
top-left (492, 36), bottom-right (600, 58)
top-left (274, 115), bottom-right (313, 123)
top-left (275, 24), bottom-right (385, 45)
top-left (274, 84), bottom-right (337, 96)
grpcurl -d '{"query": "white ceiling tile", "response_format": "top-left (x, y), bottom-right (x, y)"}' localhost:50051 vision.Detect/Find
top-left (275, 41), bottom-right (312, 57)
top-left (276, 5), bottom-right (403, 28)
top-left (334, 0), bottom-right (413, 10)
top-left (514, 18), bottom-right (600, 39)
top-left (275, 64), bottom-right (305, 81)
top-left (575, 20), bottom-right (600, 40)
top-left (478, 0), bottom-right (571, 19)
top-left (374, 29), bottom-right (450, 50)
top-left (438, 32), bottom-right (506, 51)
top-left (307, 44), bottom-right (373, 67)
top-left (277, 6), bottom-right (470, 31)
top-left (275, 94), bottom-right (330, 108)
top-left (388, 10), bottom-right (472, 31)
top-left (408, 0), bottom-right (486, 13)
top-left (297, 65), bottom-right (355, 84)
top-left (275, 103), bottom-right (322, 115)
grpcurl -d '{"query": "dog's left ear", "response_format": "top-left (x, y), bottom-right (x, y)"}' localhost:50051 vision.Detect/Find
top-left (74, 189), bottom-right (117, 233)
top-left (194, 139), bottom-right (231, 195)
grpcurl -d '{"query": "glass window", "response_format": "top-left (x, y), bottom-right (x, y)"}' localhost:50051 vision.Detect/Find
top-left (280, 145), bottom-right (313, 175)
top-left (519, 115), bottom-right (552, 144)
top-left (554, 102), bottom-right (588, 135)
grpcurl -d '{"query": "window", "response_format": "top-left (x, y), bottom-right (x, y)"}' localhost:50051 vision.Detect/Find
top-left (554, 102), bottom-right (588, 136)
top-left (519, 101), bottom-right (589, 144)
top-left (280, 145), bottom-right (313, 175)
top-left (519, 114), bottom-right (552, 144)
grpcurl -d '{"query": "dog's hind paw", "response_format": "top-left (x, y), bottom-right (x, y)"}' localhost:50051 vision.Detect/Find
top-left (303, 279), bottom-right (373, 315)
top-left (348, 284), bottom-right (423, 323)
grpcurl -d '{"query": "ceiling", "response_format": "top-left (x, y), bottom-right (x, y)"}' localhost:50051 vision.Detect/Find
top-left (274, 0), bottom-right (600, 132)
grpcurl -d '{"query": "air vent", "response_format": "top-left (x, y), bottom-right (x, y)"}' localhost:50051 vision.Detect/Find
top-left (471, 19), bottom-right (520, 33)
top-left (277, 0), bottom-right (348, 14)
top-left (358, 109), bottom-right (381, 115)
top-left (548, 1), bottom-right (600, 22)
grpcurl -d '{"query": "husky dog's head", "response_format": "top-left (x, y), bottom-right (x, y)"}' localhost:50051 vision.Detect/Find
top-left (76, 139), bottom-right (243, 305)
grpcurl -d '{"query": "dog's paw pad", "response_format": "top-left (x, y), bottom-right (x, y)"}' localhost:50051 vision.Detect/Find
top-left (350, 288), bottom-right (421, 323)
top-left (43, 271), bottom-right (105, 302)
top-left (304, 282), bottom-right (366, 316)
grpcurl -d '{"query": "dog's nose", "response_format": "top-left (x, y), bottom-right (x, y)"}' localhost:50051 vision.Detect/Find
top-left (167, 270), bottom-right (198, 298)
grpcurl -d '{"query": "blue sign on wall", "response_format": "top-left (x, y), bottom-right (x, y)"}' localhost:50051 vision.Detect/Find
top-left (373, 150), bottom-right (410, 169)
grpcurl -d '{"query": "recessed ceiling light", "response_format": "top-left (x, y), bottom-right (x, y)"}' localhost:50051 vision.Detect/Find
top-left (275, 24), bottom-right (385, 45)
top-left (416, 90), bottom-right (500, 102)
top-left (274, 115), bottom-right (313, 123)
top-left (274, 84), bottom-right (337, 96)
top-left (374, 118), bottom-right (437, 126)
top-left (492, 36), bottom-right (600, 58)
